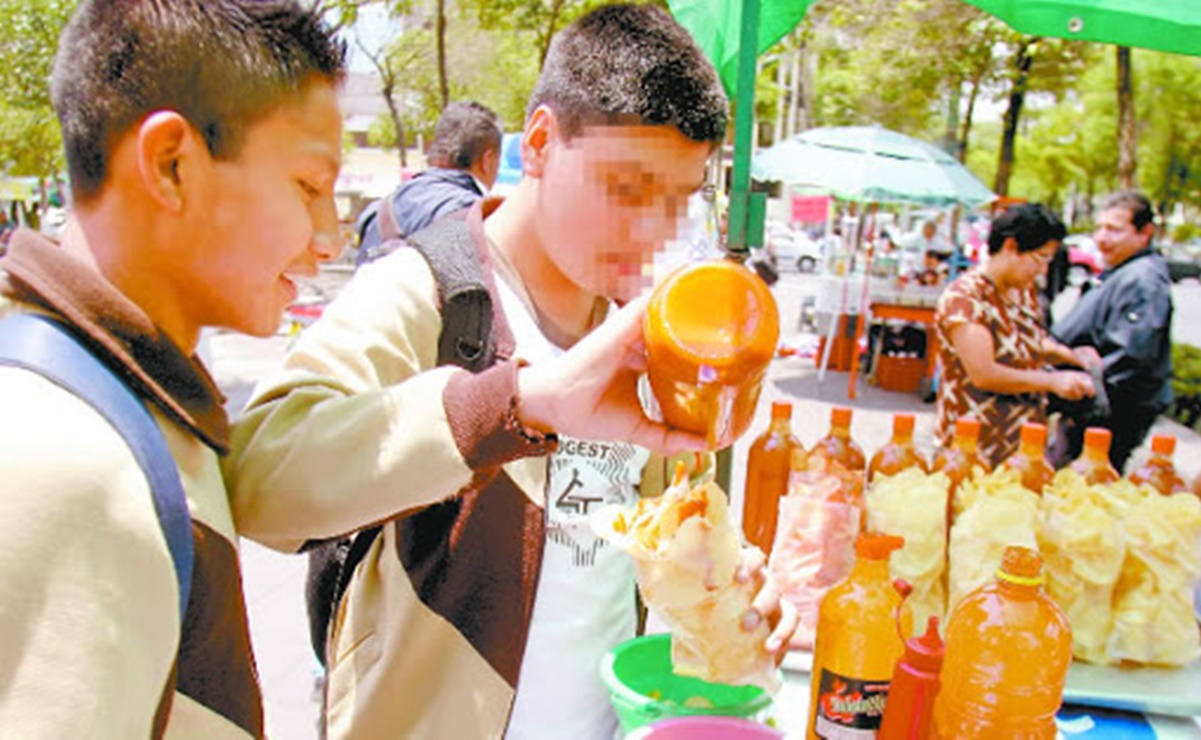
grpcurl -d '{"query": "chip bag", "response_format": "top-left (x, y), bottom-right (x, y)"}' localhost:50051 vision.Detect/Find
top-left (593, 464), bottom-right (780, 692)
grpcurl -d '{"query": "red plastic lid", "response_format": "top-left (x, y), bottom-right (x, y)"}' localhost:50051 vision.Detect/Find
top-left (855, 532), bottom-right (904, 560)
top-left (770, 401), bottom-right (792, 420)
top-left (831, 406), bottom-right (853, 429)
top-left (1151, 434), bottom-right (1176, 455)
top-left (954, 417), bottom-right (980, 439)
top-left (1084, 427), bottom-right (1112, 449)
top-left (1020, 422), bottom-right (1047, 446)
top-left (893, 414), bottom-right (915, 436)
top-left (903, 616), bottom-right (944, 673)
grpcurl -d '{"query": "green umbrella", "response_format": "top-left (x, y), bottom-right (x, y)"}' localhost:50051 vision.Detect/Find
top-left (668, 0), bottom-right (814, 97)
top-left (961, 0), bottom-right (1201, 57)
top-left (753, 126), bottom-right (997, 207)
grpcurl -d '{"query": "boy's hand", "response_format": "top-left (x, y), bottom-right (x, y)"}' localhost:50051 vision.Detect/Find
top-left (736, 547), bottom-right (798, 665)
top-left (515, 294), bottom-right (707, 456)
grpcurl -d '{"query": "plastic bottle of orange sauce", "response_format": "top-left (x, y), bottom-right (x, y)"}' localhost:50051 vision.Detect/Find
top-left (1001, 423), bottom-right (1054, 495)
top-left (1128, 434), bottom-right (1188, 495)
top-left (807, 534), bottom-right (912, 740)
top-left (869, 413), bottom-right (929, 482)
top-left (932, 546), bottom-right (1072, 740)
top-left (644, 260), bottom-right (780, 450)
top-left (1070, 427), bottom-right (1120, 485)
top-left (879, 615), bottom-right (945, 740)
top-left (811, 406), bottom-right (866, 475)
top-left (932, 417), bottom-right (989, 526)
top-left (743, 401), bottom-right (805, 556)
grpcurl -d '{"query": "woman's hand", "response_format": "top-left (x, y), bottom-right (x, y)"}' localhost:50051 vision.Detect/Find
top-left (736, 547), bottom-right (798, 665)
top-left (1048, 369), bottom-right (1095, 401)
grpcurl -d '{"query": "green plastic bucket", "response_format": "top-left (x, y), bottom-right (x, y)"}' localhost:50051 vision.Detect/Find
top-left (600, 633), bottom-right (774, 734)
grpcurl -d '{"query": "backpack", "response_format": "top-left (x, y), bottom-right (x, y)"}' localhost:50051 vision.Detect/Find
top-left (303, 209), bottom-right (499, 665)
top-left (0, 312), bottom-right (193, 624)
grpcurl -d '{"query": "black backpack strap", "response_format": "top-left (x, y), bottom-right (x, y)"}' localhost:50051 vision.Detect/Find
top-left (306, 214), bottom-right (497, 665)
top-left (0, 313), bottom-right (193, 623)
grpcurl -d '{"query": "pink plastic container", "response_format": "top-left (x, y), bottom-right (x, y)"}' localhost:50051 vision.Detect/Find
top-left (628, 716), bottom-right (784, 739)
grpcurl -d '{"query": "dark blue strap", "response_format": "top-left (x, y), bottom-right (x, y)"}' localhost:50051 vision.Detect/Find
top-left (0, 313), bottom-right (193, 623)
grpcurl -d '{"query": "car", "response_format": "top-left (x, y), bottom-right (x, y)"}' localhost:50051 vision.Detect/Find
top-left (1063, 234), bottom-right (1103, 286)
top-left (1165, 242), bottom-right (1201, 283)
top-left (765, 220), bottom-right (823, 272)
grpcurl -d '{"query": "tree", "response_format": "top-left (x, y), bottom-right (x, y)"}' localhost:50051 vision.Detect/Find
top-left (463, 0), bottom-right (612, 67)
top-left (1116, 46), bottom-right (1136, 190)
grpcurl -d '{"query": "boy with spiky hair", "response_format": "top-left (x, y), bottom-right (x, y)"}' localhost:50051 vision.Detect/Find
top-left (0, 1), bottom-right (345, 735)
top-left (228, 4), bottom-right (794, 738)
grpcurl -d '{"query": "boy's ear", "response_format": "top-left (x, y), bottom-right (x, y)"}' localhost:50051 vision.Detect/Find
top-left (521, 105), bottom-right (556, 179)
top-left (135, 111), bottom-right (199, 213)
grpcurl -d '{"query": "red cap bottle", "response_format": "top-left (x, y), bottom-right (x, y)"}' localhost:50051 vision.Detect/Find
top-left (879, 616), bottom-right (944, 739)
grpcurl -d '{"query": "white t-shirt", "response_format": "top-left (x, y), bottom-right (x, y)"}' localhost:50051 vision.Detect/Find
top-left (497, 278), bottom-right (650, 740)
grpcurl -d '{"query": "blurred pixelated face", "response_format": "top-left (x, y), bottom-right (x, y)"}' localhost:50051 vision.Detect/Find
top-left (537, 124), bottom-right (711, 302)
top-left (1021, 241), bottom-right (1058, 284)
top-left (1094, 206), bottom-right (1151, 269)
top-left (188, 79), bottom-right (342, 338)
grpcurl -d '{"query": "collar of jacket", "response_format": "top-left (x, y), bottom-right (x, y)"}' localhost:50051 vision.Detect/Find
top-left (1099, 246), bottom-right (1159, 281)
top-left (0, 228), bottom-right (230, 453)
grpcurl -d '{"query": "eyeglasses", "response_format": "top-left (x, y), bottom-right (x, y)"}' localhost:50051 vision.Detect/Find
top-left (1026, 249), bottom-right (1055, 265)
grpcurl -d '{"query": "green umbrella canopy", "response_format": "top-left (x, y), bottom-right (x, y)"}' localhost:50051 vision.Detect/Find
top-left (668, 0), bottom-right (814, 97)
top-left (753, 126), bottom-right (997, 207)
top-left (961, 0), bottom-right (1201, 57)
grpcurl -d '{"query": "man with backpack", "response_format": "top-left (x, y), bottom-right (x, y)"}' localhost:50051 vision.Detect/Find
top-left (355, 100), bottom-right (503, 266)
top-left (0, 2), bottom-right (347, 735)
top-left (226, 5), bottom-right (795, 738)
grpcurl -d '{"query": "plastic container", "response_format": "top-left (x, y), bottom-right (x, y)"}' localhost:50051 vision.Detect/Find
top-left (1001, 423), bottom-right (1053, 495)
top-left (869, 413), bottom-right (929, 481)
top-left (932, 546), bottom-right (1072, 739)
top-left (627, 716), bottom-right (784, 739)
top-left (1070, 427), bottom-right (1120, 485)
top-left (645, 260), bottom-right (780, 450)
top-left (932, 417), bottom-right (989, 525)
top-left (1128, 434), bottom-right (1187, 495)
top-left (807, 533), bottom-right (912, 739)
top-left (879, 615), bottom-right (944, 740)
top-left (876, 354), bottom-right (926, 393)
top-left (600, 633), bottom-right (773, 734)
top-left (811, 406), bottom-right (866, 475)
top-left (743, 401), bottom-right (805, 556)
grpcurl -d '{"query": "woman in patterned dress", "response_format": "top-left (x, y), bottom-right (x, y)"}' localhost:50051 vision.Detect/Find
top-left (934, 203), bottom-right (1099, 466)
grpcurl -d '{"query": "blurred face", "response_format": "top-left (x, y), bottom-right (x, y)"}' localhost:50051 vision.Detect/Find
top-left (185, 79), bottom-right (342, 337)
top-left (535, 123), bottom-right (711, 302)
top-left (1094, 206), bottom-right (1151, 269)
top-left (1020, 241), bottom-right (1058, 284)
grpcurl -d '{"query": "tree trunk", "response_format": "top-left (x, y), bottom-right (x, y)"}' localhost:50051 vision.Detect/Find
top-left (774, 51), bottom-right (787, 146)
top-left (1116, 46), bottom-right (1137, 190)
top-left (436, 0), bottom-right (449, 109)
top-left (381, 76), bottom-right (407, 169)
top-left (994, 39), bottom-right (1035, 197)
top-left (539, 0), bottom-right (567, 68)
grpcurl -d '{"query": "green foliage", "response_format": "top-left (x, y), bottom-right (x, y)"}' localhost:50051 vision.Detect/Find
top-left (1168, 343), bottom-right (1201, 430)
top-left (0, 0), bottom-right (75, 179)
top-left (1173, 222), bottom-right (1200, 244)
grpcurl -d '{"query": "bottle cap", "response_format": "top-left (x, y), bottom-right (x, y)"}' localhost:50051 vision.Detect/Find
top-left (770, 401), bottom-right (792, 421)
top-left (1083, 427), bottom-right (1112, 449)
top-left (997, 545), bottom-right (1044, 582)
top-left (831, 406), bottom-right (853, 429)
top-left (954, 417), bottom-right (981, 439)
top-left (856, 532), bottom-right (904, 560)
top-left (1151, 434), bottom-right (1176, 455)
top-left (1020, 422), bottom-right (1047, 447)
top-left (893, 413), bottom-right (915, 437)
top-left (902, 616), bottom-right (945, 673)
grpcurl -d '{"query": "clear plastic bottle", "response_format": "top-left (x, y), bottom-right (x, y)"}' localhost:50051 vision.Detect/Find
top-left (932, 417), bottom-right (989, 525)
top-left (879, 615), bottom-right (945, 740)
top-left (932, 546), bottom-right (1072, 739)
top-left (1128, 434), bottom-right (1187, 495)
top-left (1069, 427), bottom-right (1120, 485)
top-left (807, 533), bottom-right (911, 739)
top-left (811, 406), bottom-right (866, 475)
top-left (1001, 423), bottom-right (1053, 495)
top-left (743, 401), bottom-right (804, 556)
top-left (869, 413), bottom-right (929, 481)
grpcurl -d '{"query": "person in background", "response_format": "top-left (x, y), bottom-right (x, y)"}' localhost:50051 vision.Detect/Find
top-left (1050, 191), bottom-right (1172, 472)
top-left (0, 1), bottom-right (346, 734)
top-left (355, 100), bottom-right (502, 265)
top-left (224, 5), bottom-right (794, 738)
top-left (934, 203), bottom-right (1096, 467)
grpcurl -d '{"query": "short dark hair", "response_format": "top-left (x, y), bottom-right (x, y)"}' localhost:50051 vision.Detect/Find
top-left (52, 0), bottom-right (346, 202)
top-left (1101, 190), bottom-right (1155, 231)
top-left (527, 3), bottom-right (728, 145)
top-left (988, 203), bottom-right (1066, 255)
top-left (427, 101), bottom-right (503, 170)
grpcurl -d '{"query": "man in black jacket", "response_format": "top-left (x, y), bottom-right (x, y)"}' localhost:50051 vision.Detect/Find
top-left (1051, 191), bottom-right (1173, 472)
top-left (355, 101), bottom-right (502, 265)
